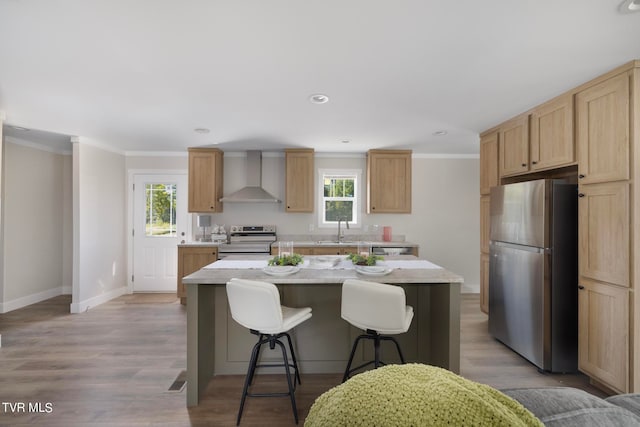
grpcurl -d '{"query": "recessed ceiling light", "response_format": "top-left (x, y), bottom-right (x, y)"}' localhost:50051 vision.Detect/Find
top-left (309, 94), bottom-right (329, 104)
top-left (620, 0), bottom-right (640, 12)
top-left (10, 125), bottom-right (30, 131)
top-left (194, 128), bottom-right (210, 134)
top-left (433, 130), bottom-right (448, 136)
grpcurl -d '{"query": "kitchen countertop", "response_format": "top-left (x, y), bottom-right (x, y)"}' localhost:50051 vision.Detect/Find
top-left (183, 255), bottom-right (460, 285)
top-left (281, 240), bottom-right (419, 247)
top-left (178, 241), bottom-right (223, 247)
top-left (179, 240), bottom-right (418, 247)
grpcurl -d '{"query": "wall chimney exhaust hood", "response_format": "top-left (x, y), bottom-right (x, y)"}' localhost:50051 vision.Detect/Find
top-left (219, 151), bottom-right (282, 203)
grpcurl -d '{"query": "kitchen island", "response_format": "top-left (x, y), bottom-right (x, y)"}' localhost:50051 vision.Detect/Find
top-left (182, 255), bottom-right (463, 406)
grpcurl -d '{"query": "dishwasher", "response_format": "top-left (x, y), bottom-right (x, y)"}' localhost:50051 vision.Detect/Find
top-left (371, 246), bottom-right (415, 256)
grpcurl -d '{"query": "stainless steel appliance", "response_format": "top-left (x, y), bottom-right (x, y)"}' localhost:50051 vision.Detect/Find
top-left (371, 246), bottom-right (414, 256)
top-left (217, 225), bottom-right (276, 258)
top-left (489, 179), bottom-right (577, 373)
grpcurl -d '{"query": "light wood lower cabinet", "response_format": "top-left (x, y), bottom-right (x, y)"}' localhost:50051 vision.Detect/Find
top-left (578, 280), bottom-right (629, 393)
top-left (177, 246), bottom-right (218, 303)
top-left (480, 253), bottom-right (490, 314)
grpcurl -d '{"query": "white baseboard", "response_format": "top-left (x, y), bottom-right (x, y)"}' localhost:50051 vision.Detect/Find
top-left (0, 287), bottom-right (64, 313)
top-left (70, 286), bottom-right (127, 314)
top-left (461, 283), bottom-right (480, 294)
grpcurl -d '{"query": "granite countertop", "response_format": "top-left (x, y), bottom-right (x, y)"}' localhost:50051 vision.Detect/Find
top-left (284, 240), bottom-right (419, 247)
top-left (179, 240), bottom-right (418, 247)
top-left (178, 241), bottom-right (223, 247)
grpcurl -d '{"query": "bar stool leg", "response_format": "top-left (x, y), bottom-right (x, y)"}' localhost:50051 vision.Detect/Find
top-left (247, 333), bottom-right (264, 386)
top-left (382, 336), bottom-right (406, 364)
top-left (374, 334), bottom-right (382, 368)
top-left (274, 338), bottom-right (299, 424)
top-left (283, 332), bottom-right (301, 385)
top-left (342, 335), bottom-right (366, 383)
top-left (237, 336), bottom-right (266, 426)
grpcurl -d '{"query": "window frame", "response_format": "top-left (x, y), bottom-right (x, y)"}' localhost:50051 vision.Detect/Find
top-left (317, 168), bottom-right (362, 229)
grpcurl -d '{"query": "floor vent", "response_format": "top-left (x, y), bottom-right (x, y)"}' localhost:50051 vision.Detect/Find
top-left (167, 370), bottom-right (186, 392)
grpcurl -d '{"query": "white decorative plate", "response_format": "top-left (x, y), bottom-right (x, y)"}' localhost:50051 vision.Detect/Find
top-left (263, 266), bottom-right (300, 276)
top-left (354, 265), bottom-right (393, 276)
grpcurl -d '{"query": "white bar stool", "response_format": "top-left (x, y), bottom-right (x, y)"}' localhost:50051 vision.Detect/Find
top-left (226, 278), bottom-right (312, 425)
top-left (340, 278), bottom-right (414, 382)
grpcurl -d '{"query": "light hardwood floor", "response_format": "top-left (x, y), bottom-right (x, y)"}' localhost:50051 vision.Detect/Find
top-left (0, 293), bottom-right (605, 426)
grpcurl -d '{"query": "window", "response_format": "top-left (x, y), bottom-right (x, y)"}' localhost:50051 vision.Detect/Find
top-left (145, 183), bottom-right (177, 236)
top-left (318, 169), bottom-right (361, 227)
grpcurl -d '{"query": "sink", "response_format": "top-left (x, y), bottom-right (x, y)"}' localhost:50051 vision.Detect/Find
top-left (314, 240), bottom-right (354, 245)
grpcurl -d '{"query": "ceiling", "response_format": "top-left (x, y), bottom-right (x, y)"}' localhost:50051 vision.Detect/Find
top-left (1, 1), bottom-right (639, 155)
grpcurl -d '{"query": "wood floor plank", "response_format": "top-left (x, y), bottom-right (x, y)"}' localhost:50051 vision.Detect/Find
top-left (0, 293), bottom-right (605, 426)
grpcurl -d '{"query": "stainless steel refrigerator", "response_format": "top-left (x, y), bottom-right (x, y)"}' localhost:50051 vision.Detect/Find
top-left (488, 179), bottom-right (578, 373)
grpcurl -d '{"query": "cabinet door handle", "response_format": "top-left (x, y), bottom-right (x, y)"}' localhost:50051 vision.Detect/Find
top-left (521, 163), bottom-right (527, 167)
top-left (578, 193), bottom-right (585, 198)
top-left (578, 174), bottom-right (585, 179)
top-left (578, 285), bottom-right (585, 290)
top-left (532, 161), bottom-right (538, 165)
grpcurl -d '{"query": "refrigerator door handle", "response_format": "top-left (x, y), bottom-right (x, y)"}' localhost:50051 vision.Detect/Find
top-left (490, 241), bottom-right (545, 254)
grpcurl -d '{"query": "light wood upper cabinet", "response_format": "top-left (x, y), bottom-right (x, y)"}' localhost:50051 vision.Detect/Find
top-left (480, 131), bottom-right (499, 195)
top-left (480, 196), bottom-right (491, 254)
top-left (576, 72), bottom-right (630, 184)
top-left (578, 280), bottom-right (628, 393)
top-left (188, 148), bottom-right (224, 213)
top-left (177, 246), bottom-right (218, 302)
top-left (499, 115), bottom-right (529, 177)
top-left (285, 149), bottom-right (314, 212)
top-left (367, 150), bottom-right (412, 213)
top-left (578, 181), bottom-right (629, 287)
top-left (530, 93), bottom-right (575, 171)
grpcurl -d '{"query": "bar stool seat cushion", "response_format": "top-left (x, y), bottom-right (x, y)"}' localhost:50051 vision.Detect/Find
top-left (305, 364), bottom-right (542, 426)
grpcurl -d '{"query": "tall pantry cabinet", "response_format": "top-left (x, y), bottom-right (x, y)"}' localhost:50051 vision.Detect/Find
top-left (575, 68), bottom-right (633, 393)
top-left (479, 60), bottom-right (640, 394)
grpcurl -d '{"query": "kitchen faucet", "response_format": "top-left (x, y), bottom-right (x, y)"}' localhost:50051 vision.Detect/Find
top-left (337, 218), bottom-right (350, 242)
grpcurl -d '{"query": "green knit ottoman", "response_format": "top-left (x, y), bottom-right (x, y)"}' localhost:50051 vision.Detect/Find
top-left (305, 364), bottom-right (542, 426)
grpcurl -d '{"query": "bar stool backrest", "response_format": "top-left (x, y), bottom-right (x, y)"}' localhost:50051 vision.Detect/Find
top-left (226, 278), bottom-right (283, 332)
top-left (341, 278), bottom-right (409, 334)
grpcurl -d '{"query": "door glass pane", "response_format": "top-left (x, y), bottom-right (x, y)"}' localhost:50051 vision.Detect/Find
top-left (146, 183), bottom-right (177, 237)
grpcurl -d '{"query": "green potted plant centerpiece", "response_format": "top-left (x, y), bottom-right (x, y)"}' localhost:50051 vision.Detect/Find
top-left (347, 253), bottom-right (384, 266)
top-left (268, 253), bottom-right (304, 266)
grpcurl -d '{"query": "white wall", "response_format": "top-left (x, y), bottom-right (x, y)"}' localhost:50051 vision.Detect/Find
top-left (0, 141), bottom-right (70, 312)
top-left (71, 143), bottom-right (127, 313)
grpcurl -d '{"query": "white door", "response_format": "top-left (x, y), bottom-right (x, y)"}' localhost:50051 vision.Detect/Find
top-left (133, 173), bottom-right (188, 292)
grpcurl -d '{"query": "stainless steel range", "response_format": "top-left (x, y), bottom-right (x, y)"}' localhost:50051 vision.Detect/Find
top-left (217, 225), bottom-right (276, 258)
